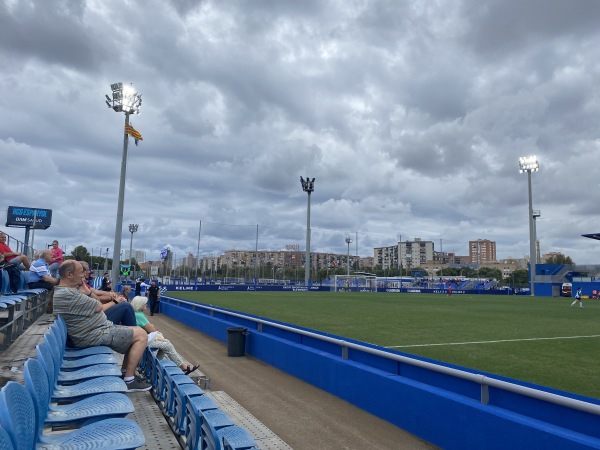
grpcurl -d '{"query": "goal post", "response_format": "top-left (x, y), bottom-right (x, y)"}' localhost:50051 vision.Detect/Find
top-left (332, 275), bottom-right (378, 292)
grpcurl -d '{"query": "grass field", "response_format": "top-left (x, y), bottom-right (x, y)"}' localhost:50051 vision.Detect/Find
top-left (170, 291), bottom-right (600, 400)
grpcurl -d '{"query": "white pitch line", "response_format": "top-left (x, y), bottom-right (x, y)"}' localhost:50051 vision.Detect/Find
top-left (387, 334), bottom-right (600, 348)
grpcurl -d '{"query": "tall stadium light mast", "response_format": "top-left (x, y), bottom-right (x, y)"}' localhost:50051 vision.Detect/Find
top-left (128, 224), bottom-right (138, 279)
top-left (345, 236), bottom-right (353, 276)
top-left (300, 176), bottom-right (315, 287)
top-left (519, 155), bottom-right (539, 296)
top-left (533, 210), bottom-right (541, 263)
top-left (106, 82), bottom-right (142, 287)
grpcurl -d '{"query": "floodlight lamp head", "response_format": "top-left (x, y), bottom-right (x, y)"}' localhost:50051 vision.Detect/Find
top-left (300, 176), bottom-right (315, 193)
top-left (518, 155), bottom-right (539, 173)
top-left (107, 82), bottom-right (142, 115)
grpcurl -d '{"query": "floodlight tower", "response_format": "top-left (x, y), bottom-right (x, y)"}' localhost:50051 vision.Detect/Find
top-left (128, 224), bottom-right (139, 279)
top-left (345, 236), bottom-right (353, 276)
top-left (105, 82), bottom-right (142, 286)
top-left (533, 210), bottom-right (541, 263)
top-left (300, 176), bottom-right (315, 287)
top-left (518, 155), bottom-right (539, 296)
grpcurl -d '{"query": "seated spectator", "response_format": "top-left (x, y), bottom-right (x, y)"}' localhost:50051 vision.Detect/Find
top-left (48, 240), bottom-right (64, 278)
top-left (28, 249), bottom-right (58, 313)
top-left (131, 296), bottom-right (199, 375)
top-left (0, 231), bottom-right (31, 269)
top-left (54, 260), bottom-right (154, 392)
top-left (28, 249), bottom-right (58, 291)
top-left (121, 285), bottom-right (132, 301)
top-left (79, 261), bottom-right (135, 327)
top-left (101, 272), bottom-right (112, 291)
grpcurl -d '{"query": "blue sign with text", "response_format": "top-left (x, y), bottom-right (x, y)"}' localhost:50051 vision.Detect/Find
top-left (6, 206), bottom-right (53, 229)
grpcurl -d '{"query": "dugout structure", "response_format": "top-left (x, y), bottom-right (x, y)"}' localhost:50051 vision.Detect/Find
top-left (332, 275), bottom-right (377, 292)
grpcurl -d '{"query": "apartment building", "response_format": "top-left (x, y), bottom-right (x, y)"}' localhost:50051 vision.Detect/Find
top-left (374, 238), bottom-right (435, 270)
top-left (207, 249), bottom-right (359, 273)
top-left (469, 239), bottom-right (497, 264)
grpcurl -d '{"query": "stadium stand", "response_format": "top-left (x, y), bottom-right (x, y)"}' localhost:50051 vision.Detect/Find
top-left (0, 312), bottom-right (264, 449)
top-left (0, 267), bottom-right (48, 350)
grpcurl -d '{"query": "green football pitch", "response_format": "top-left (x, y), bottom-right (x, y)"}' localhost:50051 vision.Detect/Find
top-left (169, 291), bottom-right (600, 400)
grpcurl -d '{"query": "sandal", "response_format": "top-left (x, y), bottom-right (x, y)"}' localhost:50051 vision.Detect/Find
top-left (183, 365), bottom-right (199, 375)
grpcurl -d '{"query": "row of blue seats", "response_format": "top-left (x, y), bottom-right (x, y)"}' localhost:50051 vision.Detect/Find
top-left (140, 343), bottom-right (258, 450)
top-left (0, 315), bottom-right (145, 449)
top-left (0, 314), bottom-right (258, 450)
top-left (0, 269), bottom-right (48, 350)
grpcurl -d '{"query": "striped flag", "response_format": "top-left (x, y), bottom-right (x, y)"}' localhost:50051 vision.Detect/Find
top-left (125, 123), bottom-right (143, 145)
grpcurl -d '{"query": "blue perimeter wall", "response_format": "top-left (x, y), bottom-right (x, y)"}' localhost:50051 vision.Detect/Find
top-left (160, 295), bottom-right (600, 450)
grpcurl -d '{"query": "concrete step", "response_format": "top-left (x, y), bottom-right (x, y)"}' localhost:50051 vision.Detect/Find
top-left (207, 390), bottom-right (293, 450)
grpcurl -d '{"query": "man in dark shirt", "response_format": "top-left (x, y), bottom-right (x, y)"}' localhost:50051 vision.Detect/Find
top-left (135, 278), bottom-right (145, 296)
top-left (146, 281), bottom-right (160, 316)
top-left (101, 273), bottom-right (112, 291)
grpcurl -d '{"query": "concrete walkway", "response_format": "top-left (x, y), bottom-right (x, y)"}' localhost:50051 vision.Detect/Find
top-left (150, 313), bottom-right (437, 450)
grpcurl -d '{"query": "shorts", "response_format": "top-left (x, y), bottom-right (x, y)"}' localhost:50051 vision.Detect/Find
top-left (98, 325), bottom-right (134, 354)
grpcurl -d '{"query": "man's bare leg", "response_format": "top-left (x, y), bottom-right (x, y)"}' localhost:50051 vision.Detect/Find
top-left (123, 327), bottom-right (148, 377)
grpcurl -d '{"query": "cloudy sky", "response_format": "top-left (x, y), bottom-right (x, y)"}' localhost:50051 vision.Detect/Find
top-left (2, 0), bottom-right (600, 265)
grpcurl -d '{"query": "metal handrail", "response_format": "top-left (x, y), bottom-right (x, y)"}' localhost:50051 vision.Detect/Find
top-left (163, 295), bottom-right (600, 416)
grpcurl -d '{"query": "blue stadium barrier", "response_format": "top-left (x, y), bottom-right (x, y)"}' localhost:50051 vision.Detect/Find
top-left (160, 294), bottom-right (600, 450)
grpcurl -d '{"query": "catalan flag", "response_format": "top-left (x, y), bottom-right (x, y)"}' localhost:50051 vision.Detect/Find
top-left (125, 123), bottom-right (143, 145)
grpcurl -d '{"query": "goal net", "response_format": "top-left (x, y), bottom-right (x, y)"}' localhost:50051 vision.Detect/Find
top-left (332, 275), bottom-right (378, 292)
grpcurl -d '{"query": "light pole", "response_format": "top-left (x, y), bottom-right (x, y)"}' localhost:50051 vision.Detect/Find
top-left (300, 176), bottom-right (315, 287)
top-left (106, 82), bottom-right (142, 287)
top-left (519, 155), bottom-right (539, 296)
top-left (533, 210), bottom-right (541, 263)
top-left (128, 223), bottom-right (138, 280)
top-left (345, 236), bottom-right (353, 276)
top-left (103, 247), bottom-right (109, 273)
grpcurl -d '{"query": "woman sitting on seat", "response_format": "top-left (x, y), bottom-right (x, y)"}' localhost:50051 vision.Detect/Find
top-left (130, 296), bottom-right (199, 375)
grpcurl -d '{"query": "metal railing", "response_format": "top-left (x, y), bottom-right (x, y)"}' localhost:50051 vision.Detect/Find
top-left (163, 295), bottom-right (600, 417)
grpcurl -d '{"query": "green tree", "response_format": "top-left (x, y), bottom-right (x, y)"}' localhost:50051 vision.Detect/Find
top-left (71, 245), bottom-right (90, 261)
top-left (440, 267), bottom-right (462, 276)
top-left (545, 254), bottom-right (574, 265)
top-left (478, 267), bottom-right (503, 280)
top-left (505, 269), bottom-right (529, 287)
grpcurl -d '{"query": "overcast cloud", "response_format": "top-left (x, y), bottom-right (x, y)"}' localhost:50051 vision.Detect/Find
top-left (2, 0), bottom-right (600, 264)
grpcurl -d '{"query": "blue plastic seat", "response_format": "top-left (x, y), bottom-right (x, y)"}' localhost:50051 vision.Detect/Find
top-left (36, 343), bottom-right (127, 402)
top-left (173, 383), bottom-right (205, 435)
top-left (41, 334), bottom-right (121, 384)
top-left (156, 361), bottom-right (184, 402)
top-left (19, 271), bottom-right (46, 295)
top-left (148, 352), bottom-right (176, 391)
top-left (0, 425), bottom-right (14, 450)
top-left (163, 374), bottom-right (195, 413)
top-left (0, 270), bottom-right (27, 300)
top-left (220, 426), bottom-right (258, 450)
top-left (0, 381), bottom-right (145, 449)
top-left (47, 326), bottom-right (117, 368)
top-left (139, 347), bottom-right (159, 380)
top-left (55, 316), bottom-right (114, 357)
top-left (185, 395), bottom-right (220, 450)
top-left (164, 373), bottom-right (195, 417)
top-left (201, 410), bottom-right (235, 447)
top-left (24, 358), bottom-right (134, 427)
